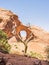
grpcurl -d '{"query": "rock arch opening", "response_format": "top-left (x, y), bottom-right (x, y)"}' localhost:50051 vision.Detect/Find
top-left (20, 30), bottom-right (27, 41)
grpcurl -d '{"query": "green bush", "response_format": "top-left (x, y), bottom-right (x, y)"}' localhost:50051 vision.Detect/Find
top-left (45, 45), bottom-right (49, 60)
top-left (0, 30), bottom-right (11, 53)
top-left (29, 51), bottom-right (43, 59)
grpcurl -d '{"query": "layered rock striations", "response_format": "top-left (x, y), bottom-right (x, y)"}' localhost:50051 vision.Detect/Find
top-left (0, 8), bottom-right (49, 65)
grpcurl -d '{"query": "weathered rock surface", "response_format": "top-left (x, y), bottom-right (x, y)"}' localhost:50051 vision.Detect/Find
top-left (0, 8), bottom-right (14, 29)
top-left (8, 26), bottom-right (49, 60)
top-left (8, 36), bottom-right (25, 55)
top-left (0, 8), bottom-right (49, 64)
top-left (0, 8), bottom-right (22, 38)
top-left (27, 26), bottom-right (49, 60)
top-left (0, 52), bottom-right (49, 65)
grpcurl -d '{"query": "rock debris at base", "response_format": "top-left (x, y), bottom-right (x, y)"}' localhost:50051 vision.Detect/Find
top-left (0, 52), bottom-right (49, 65)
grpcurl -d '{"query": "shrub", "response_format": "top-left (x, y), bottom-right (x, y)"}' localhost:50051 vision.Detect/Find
top-left (0, 30), bottom-right (11, 53)
top-left (45, 45), bottom-right (49, 60)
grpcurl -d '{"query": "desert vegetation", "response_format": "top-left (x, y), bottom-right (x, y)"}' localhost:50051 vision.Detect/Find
top-left (0, 30), bottom-right (11, 53)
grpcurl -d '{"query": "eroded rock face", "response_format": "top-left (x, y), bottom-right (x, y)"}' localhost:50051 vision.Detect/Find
top-left (0, 8), bottom-right (34, 40)
top-left (27, 26), bottom-right (49, 60)
top-left (0, 8), bottom-right (49, 63)
top-left (8, 36), bottom-right (25, 55)
top-left (0, 52), bottom-right (49, 65)
top-left (0, 8), bottom-right (22, 38)
top-left (15, 24), bottom-right (34, 41)
top-left (8, 26), bottom-right (49, 61)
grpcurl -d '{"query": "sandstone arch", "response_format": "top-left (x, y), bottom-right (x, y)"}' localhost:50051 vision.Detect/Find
top-left (0, 8), bottom-right (34, 41)
top-left (15, 25), bottom-right (34, 41)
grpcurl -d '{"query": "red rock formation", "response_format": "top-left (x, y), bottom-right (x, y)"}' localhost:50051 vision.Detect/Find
top-left (0, 8), bottom-right (34, 41)
top-left (15, 24), bottom-right (34, 41)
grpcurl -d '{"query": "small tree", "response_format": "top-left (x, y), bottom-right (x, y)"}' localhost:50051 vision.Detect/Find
top-left (17, 32), bottom-right (33, 55)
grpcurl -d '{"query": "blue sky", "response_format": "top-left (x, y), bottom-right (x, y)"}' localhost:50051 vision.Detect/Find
top-left (0, 0), bottom-right (49, 31)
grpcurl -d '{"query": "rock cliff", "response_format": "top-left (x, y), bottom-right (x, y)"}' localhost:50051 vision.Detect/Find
top-left (0, 8), bottom-right (49, 65)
